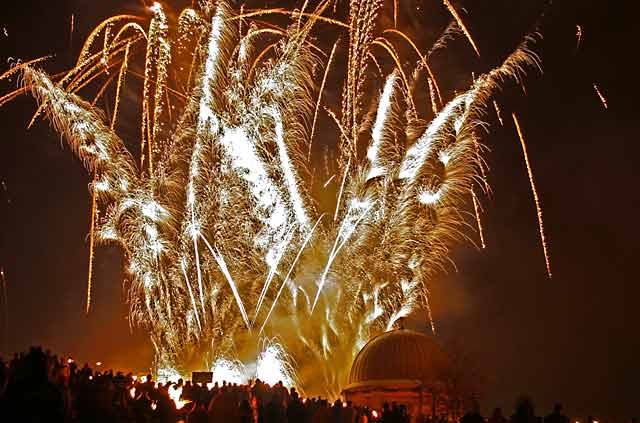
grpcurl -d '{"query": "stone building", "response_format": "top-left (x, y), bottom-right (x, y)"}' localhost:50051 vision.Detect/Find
top-left (342, 329), bottom-right (464, 422)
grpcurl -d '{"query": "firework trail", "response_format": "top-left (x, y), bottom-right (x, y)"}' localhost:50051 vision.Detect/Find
top-left (513, 113), bottom-right (552, 279)
top-left (11, 0), bottom-right (542, 396)
top-left (442, 0), bottom-right (480, 56)
top-left (493, 100), bottom-right (504, 126)
top-left (576, 25), bottom-right (582, 50)
top-left (471, 189), bottom-right (486, 249)
top-left (593, 83), bottom-right (608, 109)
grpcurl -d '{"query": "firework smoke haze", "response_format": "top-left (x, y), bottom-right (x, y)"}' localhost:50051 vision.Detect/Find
top-left (15, 0), bottom-right (541, 396)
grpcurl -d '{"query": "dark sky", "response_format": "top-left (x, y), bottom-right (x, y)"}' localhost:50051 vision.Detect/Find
top-left (0, 0), bottom-right (637, 420)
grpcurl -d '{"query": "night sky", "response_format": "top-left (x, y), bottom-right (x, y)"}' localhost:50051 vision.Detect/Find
top-left (0, 0), bottom-right (637, 420)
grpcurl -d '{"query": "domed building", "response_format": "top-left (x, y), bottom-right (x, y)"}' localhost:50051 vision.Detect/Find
top-left (342, 329), bottom-right (463, 421)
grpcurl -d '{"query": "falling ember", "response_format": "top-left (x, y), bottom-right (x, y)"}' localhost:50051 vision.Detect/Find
top-left (86, 171), bottom-right (98, 315)
top-left (575, 25), bottom-right (582, 49)
top-left (593, 83), bottom-right (608, 109)
top-left (309, 40), bottom-right (339, 161)
top-left (70, 14), bottom-right (75, 48)
top-left (428, 77), bottom-right (438, 114)
top-left (512, 113), bottom-right (552, 279)
top-left (442, 0), bottom-right (480, 56)
top-left (471, 189), bottom-right (486, 249)
top-left (393, 0), bottom-right (398, 28)
top-left (493, 100), bottom-right (504, 126)
top-left (9, 0), bottom-right (543, 398)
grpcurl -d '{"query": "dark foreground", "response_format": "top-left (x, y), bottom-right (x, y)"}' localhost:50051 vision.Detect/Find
top-left (0, 347), bottom-right (623, 423)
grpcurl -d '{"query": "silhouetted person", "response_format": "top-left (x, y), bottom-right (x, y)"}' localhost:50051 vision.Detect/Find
top-left (512, 396), bottom-right (537, 423)
top-left (381, 402), bottom-right (393, 423)
top-left (490, 408), bottom-right (509, 423)
top-left (187, 401), bottom-right (206, 423)
top-left (287, 390), bottom-right (305, 423)
top-left (461, 401), bottom-right (484, 423)
top-left (545, 404), bottom-right (569, 423)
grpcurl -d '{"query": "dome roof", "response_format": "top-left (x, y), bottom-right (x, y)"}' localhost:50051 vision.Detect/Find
top-left (348, 329), bottom-right (451, 387)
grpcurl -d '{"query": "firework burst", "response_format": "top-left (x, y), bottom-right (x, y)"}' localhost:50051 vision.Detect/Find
top-left (13, 0), bottom-right (541, 397)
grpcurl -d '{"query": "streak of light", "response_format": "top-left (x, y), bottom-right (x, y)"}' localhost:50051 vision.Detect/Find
top-left (199, 235), bottom-right (251, 330)
top-left (512, 113), bottom-right (552, 279)
top-left (312, 200), bottom-right (374, 314)
top-left (334, 158), bottom-right (350, 222)
top-left (91, 73), bottom-right (117, 106)
top-left (260, 215), bottom-right (325, 334)
top-left (248, 42), bottom-right (279, 80)
top-left (110, 42), bottom-right (130, 129)
top-left (382, 28), bottom-right (443, 105)
top-left (393, 0), bottom-right (398, 28)
top-left (593, 83), bottom-right (608, 109)
top-left (471, 189), bottom-right (486, 249)
top-left (86, 171), bottom-right (98, 314)
top-left (298, 0), bottom-right (310, 31)
top-left (0, 56), bottom-right (52, 82)
top-left (371, 38), bottom-right (417, 118)
top-left (181, 260), bottom-right (202, 333)
top-left (231, 9), bottom-right (349, 29)
top-left (442, 0), bottom-right (480, 56)
top-left (253, 225), bottom-right (296, 323)
top-left (70, 14), bottom-right (75, 48)
top-left (309, 40), bottom-right (339, 161)
top-left (576, 25), bottom-right (582, 49)
top-left (428, 78), bottom-right (438, 114)
top-left (323, 175), bottom-right (335, 188)
top-left (324, 107), bottom-right (349, 141)
top-left (493, 100), bottom-right (504, 125)
top-left (1, 267), bottom-right (8, 354)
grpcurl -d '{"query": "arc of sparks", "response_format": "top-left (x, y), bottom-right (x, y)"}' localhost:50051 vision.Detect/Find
top-left (513, 113), bottom-right (552, 279)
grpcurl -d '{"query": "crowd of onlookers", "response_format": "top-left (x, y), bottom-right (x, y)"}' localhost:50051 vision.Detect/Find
top-left (0, 347), bottom-right (635, 423)
top-left (0, 346), bottom-right (404, 422)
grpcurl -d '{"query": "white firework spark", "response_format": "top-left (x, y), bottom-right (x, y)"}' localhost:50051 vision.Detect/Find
top-left (13, 0), bottom-right (542, 397)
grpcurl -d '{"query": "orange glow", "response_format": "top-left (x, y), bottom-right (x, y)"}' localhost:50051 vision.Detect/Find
top-left (67, 358), bottom-right (73, 364)
top-left (342, 401), bottom-right (347, 408)
top-left (372, 410), bottom-right (379, 418)
top-left (129, 387), bottom-right (136, 398)
top-left (95, 361), bottom-right (102, 366)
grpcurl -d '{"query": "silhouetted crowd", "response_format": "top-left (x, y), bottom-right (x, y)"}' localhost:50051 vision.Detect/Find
top-left (0, 346), bottom-right (403, 423)
top-left (0, 347), bottom-right (634, 423)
